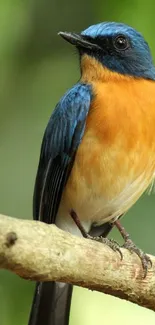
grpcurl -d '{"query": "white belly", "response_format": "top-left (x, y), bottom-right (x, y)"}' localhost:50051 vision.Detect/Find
top-left (56, 169), bottom-right (155, 236)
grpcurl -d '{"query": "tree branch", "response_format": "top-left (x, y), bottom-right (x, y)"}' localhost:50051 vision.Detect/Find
top-left (0, 214), bottom-right (155, 311)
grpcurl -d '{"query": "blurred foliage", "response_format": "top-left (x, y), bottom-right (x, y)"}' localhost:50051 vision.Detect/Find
top-left (0, 0), bottom-right (155, 324)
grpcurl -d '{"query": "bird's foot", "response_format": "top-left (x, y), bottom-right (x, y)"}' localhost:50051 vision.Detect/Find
top-left (87, 234), bottom-right (123, 259)
top-left (122, 239), bottom-right (152, 278)
top-left (114, 220), bottom-right (152, 278)
top-left (70, 210), bottom-right (122, 258)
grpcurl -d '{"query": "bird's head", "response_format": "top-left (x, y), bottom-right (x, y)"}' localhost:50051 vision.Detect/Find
top-left (59, 22), bottom-right (155, 81)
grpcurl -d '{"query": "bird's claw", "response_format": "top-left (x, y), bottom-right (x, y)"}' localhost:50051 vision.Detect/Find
top-left (88, 235), bottom-right (123, 260)
top-left (122, 239), bottom-right (152, 278)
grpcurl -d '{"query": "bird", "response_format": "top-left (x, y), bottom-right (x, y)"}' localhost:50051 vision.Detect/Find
top-left (28, 22), bottom-right (155, 325)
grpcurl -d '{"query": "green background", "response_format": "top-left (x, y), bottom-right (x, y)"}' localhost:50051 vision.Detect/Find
top-left (0, 0), bottom-right (155, 324)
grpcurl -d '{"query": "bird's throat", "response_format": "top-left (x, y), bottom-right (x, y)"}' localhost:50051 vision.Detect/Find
top-left (81, 54), bottom-right (132, 83)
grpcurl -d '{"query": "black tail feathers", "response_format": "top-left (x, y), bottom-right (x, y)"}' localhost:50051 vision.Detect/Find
top-left (28, 220), bottom-right (114, 325)
top-left (28, 281), bottom-right (73, 325)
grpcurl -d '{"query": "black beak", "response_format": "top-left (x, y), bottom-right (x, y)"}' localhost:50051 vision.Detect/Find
top-left (58, 31), bottom-right (101, 50)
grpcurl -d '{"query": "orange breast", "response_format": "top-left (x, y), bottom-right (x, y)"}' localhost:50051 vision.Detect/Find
top-left (60, 60), bottom-right (155, 226)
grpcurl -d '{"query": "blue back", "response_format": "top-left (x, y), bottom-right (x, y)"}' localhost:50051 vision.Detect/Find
top-left (34, 83), bottom-right (92, 223)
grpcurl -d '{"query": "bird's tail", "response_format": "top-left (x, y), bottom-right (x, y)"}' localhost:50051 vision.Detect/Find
top-left (28, 220), bottom-right (113, 325)
top-left (28, 281), bottom-right (73, 325)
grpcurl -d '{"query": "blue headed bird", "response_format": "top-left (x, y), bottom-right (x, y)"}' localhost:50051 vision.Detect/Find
top-left (28, 22), bottom-right (155, 325)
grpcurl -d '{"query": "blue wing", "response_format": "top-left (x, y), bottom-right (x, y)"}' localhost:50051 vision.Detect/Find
top-left (33, 83), bottom-right (92, 224)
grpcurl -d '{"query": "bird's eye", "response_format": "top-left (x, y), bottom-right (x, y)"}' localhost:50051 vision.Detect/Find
top-left (113, 35), bottom-right (129, 50)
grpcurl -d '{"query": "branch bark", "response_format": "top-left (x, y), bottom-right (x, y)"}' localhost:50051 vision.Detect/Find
top-left (0, 214), bottom-right (155, 311)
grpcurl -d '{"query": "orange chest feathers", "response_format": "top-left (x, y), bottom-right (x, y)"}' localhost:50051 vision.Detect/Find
top-left (63, 68), bottom-right (155, 223)
top-left (78, 75), bottom-right (155, 182)
top-left (86, 78), bottom-right (155, 152)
